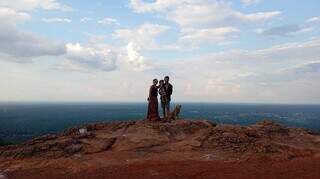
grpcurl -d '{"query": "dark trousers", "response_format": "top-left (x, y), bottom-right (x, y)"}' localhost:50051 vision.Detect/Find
top-left (161, 101), bottom-right (170, 118)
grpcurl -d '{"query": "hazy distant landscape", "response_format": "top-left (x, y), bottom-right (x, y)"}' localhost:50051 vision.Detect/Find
top-left (1, 102), bottom-right (319, 144)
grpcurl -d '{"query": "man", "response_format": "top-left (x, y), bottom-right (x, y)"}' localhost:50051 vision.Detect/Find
top-left (163, 76), bottom-right (173, 118)
top-left (158, 80), bottom-right (168, 118)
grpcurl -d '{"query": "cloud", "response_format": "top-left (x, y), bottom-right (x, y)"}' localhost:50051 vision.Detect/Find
top-left (206, 38), bottom-right (320, 83)
top-left (58, 43), bottom-right (118, 72)
top-left (154, 37), bottom-right (320, 102)
top-left (258, 24), bottom-right (314, 36)
top-left (169, 2), bottom-right (279, 29)
top-left (0, 27), bottom-right (66, 59)
top-left (217, 38), bottom-right (320, 64)
top-left (147, 37), bottom-right (320, 88)
top-left (180, 27), bottom-right (239, 45)
top-left (232, 60), bottom-right (320, 102)
top-left (130, 0), bottom-right (281, 30)
top-left (113, 23), bottom-right (169, 49)
top-left (41, 17), bottom-right (72, 23)
top-left (129, 0), bottom-right (280, 46)
top-left (129, 0), bottom-right (181, 13)
top-left (0, 7), bottom-right (31, 23)
top-left (0, 7), bottom-right (65, 61)
top-left (258, 15), bottom-right (320, 37)
top-left (57, 41), bottom-right (151, 72)
top-left (241, 0), bottom-right (261, 6)
top-left (0, 0), bottom-right (72, 11)
top-left (98, 17), bottom-right (120, 26)
top-left (183, 79), bottom-right (241, 98)
top-left (286, 61), bottom-right (320, 75)
top-left (80, 17), bottom-right (92, 23)
top-left (236, 11), bottom-right (281, 22)
top-left (307, 16), bottom-right (320, 23)
top-left (126, 42), bottom-right (148, 71)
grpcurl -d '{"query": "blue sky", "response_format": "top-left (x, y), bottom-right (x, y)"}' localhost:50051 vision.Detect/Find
top-left (0, 0), bottom-right (320, 103)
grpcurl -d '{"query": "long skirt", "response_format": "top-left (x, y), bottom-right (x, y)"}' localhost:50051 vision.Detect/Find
top-left (147, 96), bottom-right (160, 121)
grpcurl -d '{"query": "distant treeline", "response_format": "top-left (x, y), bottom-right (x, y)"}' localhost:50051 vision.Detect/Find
top-left (0, 138), bottom-right (4, 146)
top-left (0, 138), bottom-right (10, 146)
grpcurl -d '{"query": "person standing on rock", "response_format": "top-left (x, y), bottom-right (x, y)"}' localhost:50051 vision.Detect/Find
top-left (158, 80), bottom-right (169, 118)
top-left (147, 79), bottom-right (160, 121)
top-left (163, 76), bottom-right (173, 118)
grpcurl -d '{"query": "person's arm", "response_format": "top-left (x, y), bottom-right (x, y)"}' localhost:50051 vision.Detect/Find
top-left (148, 86), bottom-right (152, 101)
top-left (169, 84), bottom-right (173, 96)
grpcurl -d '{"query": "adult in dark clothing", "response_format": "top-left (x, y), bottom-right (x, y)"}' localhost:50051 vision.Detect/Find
top-left (147, 79), bottom-right (160, 121)
top-left (163, 76), bottom-right (173, 118)
top-left (158, 80), bottom-right (168, 118)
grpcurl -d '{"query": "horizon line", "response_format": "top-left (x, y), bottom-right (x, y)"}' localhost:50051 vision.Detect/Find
top-left (0, 101), bottom-right (320, 105)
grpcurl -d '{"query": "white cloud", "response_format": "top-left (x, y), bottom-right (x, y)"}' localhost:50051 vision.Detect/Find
top-left (180, 27), bottom-right (239, 45)
top-left (126, 42), bottom-right (149, 71)
top-left (168, 3), bottom-right (280, 30)
top-left (153, 37), bottom-right (320, 103)
top-left (199, 38), bottom-right (320, 83)
top-left (0, 7), bottom-right (65, 61)
top-left (130, 0), bottom-right (181, 13)
top-left (129, 0), bottom-right (280, 46)
top-left (236, 11), bottom-right (281, 22)
top-left (0, 0), bottom-right (72, 11)
top-left (211, 38), bottom-right (320, 64)
top-left (41, 17), bottom-right (72, 23)
top-left (0, 27), bottom-right (66, 59)
top-left (0, 0), bottom-right (318, 103)
top-left (113, 23), bottom-right (169, 49)
top-left (58, 41), bottom-right (152, 72)
top-left (205, 79), bottom-right (241, 96)
top-left (241, 0), bottom-right (261, 6)
top-left (0, 7), bottom-right (31, 23)
top-left (307, 16), bottom-right (320, 23)
top-left (130, 0), bottom-right (281, 30)
top-left (58, 43), bottom-right (118, 72)
top-left (183, 79), bottom-right (241, 98)
top-left (98, 17), bottom-right (119, 26)
top-left (80, 17), bottom-right (92, 23)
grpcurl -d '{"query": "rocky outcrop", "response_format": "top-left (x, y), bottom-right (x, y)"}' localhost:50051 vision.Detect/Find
top-left (1, 119), bottom-right (319, 161)
top-left (1, 119), bottom-right (320, 179)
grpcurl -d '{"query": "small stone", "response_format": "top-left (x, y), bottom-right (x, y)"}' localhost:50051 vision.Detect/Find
top-left (79, 128), bottom-right (88, 135)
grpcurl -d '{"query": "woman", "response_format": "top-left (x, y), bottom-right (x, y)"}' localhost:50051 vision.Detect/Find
top-left (147, 79), bottom-right (160, 121)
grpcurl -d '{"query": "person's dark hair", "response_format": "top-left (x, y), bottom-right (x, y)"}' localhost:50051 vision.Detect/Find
top-left (159, 80), bottom-right (164, 84)
top-left (153, 79), bottom-right (158, 82)
top-left (164, 76), bottom-right (169, 79)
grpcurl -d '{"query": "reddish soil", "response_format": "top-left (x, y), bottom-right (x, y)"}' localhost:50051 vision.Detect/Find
top-left (1, 119), bottom-right (320, 179)
top-left (6, 158), bottom-right (320, 179)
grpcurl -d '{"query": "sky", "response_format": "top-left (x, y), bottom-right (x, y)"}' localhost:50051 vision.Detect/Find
top-left (0, 0), bottom-right (320, 104)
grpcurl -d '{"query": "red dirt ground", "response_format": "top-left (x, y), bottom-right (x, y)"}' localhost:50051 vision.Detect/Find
top-left (6, 157), bottom-right (320, 179)
top-left (2, 120), bottom-right (320, 179)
